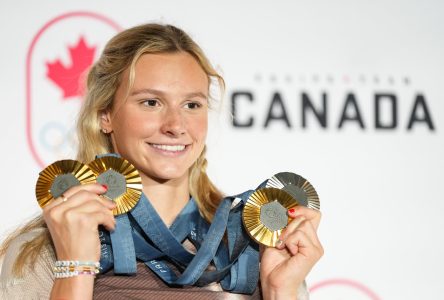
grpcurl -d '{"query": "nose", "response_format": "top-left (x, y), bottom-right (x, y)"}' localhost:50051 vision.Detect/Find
top-left (161, 107), bottom-right (186, 137)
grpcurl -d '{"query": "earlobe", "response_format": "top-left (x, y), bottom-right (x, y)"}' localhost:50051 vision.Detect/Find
top-left (100, 110), bottom-right (113, 134)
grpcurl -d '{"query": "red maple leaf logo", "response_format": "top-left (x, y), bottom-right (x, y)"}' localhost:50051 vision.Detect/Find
top-left (46, 36), bottom-right (96, 99)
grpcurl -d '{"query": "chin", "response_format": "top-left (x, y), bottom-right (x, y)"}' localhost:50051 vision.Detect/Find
top-left (149, 167), bottom-right (189, 182)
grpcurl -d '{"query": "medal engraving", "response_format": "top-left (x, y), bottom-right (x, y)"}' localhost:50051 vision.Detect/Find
top-left (260, 200), bottom-right (287, 231)
top-left (97, 169), bottom-right (127, 200)
top-left (50, 174), bottom-right (81, 198)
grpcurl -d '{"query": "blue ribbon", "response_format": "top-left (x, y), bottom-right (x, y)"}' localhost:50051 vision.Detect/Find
top-left (99, 192), bottom-right (259, 293)
top-left (97, 155), bottom-right (260, 294)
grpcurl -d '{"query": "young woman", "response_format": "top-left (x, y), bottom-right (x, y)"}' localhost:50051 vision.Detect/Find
top-left (0, 23), bottom-right (323, 299)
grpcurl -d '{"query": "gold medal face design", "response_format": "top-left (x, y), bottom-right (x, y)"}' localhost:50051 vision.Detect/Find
top-left (35, 160), bottom-right (96, 208)
top-left (266, 172), bottom-right (320, 210)
top-left (88, 156), bottom-right (142, 215)
top-left (242, 188), bottom-right (298, 247)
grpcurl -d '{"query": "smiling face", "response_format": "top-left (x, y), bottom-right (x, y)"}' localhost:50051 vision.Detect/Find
top-left (101, 52), bottom-right (209, 183)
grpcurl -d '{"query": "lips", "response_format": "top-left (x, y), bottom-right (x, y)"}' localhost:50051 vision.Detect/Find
top-left (149, 143), bottom-right (187, 152)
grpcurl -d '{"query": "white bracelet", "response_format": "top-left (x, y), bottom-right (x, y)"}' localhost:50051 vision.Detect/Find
top-left (53, 260), bottom-right (101, 278)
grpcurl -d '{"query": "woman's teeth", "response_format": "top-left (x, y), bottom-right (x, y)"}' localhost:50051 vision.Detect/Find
top-left (151, 144), bottom-right (186, 152)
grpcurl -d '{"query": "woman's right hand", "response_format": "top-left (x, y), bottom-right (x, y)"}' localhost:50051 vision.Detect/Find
top-left (43, 183), bottom-right (116, 262)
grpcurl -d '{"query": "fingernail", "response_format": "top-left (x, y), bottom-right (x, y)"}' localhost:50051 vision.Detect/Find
top-left (288, 208), bottom-right (295, 214)
top-left (276, 239), bottom-right (284, 248)
top-left (101, 184), bottom-right (108, 191)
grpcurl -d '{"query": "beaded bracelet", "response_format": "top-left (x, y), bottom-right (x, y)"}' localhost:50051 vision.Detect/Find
top-left (53, 260), bottom-right (101, 278)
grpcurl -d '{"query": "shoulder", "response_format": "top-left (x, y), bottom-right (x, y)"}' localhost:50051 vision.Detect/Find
top-left (0, 228), bottom-right (55, 298)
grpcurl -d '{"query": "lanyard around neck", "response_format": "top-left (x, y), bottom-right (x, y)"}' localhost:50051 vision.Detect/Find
top-left (99, 190), bottom-right (259, 294)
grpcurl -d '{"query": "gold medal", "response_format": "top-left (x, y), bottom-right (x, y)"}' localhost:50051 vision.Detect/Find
top-left (242, 188), bottom-right (298, 247)
top-left (88, 156), bottom-right (142, 215)
top-left (266, 172), bottom-right (320, 210)
top-left (35, 160), bottom-right (96, 208)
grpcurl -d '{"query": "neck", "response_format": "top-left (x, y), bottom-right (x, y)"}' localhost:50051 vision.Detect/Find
top-left (141, 173), bottom-right (190, 226)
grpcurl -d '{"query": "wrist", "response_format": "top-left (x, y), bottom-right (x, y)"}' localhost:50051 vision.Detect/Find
top-left (263, 288), bottom-right (299, 300)
top-left (261, 279), bottom-right (303, 300)
top-left (51, 275), bottom-right (95, 300)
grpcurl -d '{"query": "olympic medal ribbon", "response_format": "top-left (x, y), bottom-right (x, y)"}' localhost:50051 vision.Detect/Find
top-left (109, 214), bottom-right (137, 274)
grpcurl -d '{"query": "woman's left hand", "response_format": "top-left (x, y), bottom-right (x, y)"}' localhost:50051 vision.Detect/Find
top-left (260, 206), bottom-right (323, 299)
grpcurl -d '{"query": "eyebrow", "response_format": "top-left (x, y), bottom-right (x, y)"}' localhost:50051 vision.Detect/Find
top-left (130, 88), bottom-right (208, 100)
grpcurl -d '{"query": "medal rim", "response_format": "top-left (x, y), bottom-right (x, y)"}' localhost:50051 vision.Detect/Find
top-left (35, 159), bottom-right (96, 209)
top-left (266, 172), bottom-right (320, 211)
top-left (242, 187), bottom-right (299, 247)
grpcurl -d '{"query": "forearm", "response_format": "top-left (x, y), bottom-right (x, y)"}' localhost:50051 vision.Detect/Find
top-left (50, 276), bottom-right (94, 300)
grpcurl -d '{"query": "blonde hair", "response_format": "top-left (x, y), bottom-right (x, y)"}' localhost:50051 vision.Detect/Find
top-left (1, 23), bottom-right (224, 276)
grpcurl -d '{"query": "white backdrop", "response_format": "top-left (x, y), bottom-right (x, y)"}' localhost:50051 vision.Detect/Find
top-left (1, 1), bottom-right (443, 299)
